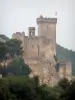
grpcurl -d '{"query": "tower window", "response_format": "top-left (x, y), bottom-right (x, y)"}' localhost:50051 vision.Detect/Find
top-left (47, 26), bottom-right (48, 28)
top-left (29, 31), bottom-right (31, 34)
top-left (32, 45), bottom-right (34, 48)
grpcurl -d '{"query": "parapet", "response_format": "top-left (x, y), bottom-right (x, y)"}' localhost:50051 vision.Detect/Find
top-left (37, 15), bottom-right (57, 24)
top-left (59, 61), bottom-right (72, 67)
top-left (12, 32), bottom-right (25, 39)
top-left (16, 32), bottom-right (21, 35)
top-left (28, 27), bottom-right (35, 37)
top-left (28, 27), bottom-right (35, 30)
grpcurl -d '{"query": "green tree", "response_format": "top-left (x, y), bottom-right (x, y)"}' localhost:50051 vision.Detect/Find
top-left (0, 42), bottom-right (8, 61)
top-left (59, 80), bottom-right (75, 100)
top-left (7, 58), bottom-right (31, 75)
top-left (58, 78), bottom-right (70, 90)
top-left (0, 79), bottom-right (16, 100)
top-left (6, 39), bottom-right (23, 57)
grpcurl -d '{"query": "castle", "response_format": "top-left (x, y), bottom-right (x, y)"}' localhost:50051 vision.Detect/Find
top-left (12, 15), bottom-right (72, 85)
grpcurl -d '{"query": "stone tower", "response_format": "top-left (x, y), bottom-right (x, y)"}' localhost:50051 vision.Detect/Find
top-left (37, 15), bottom-right (57, 59)
top-left (28, 27), bottom-right (35, 37)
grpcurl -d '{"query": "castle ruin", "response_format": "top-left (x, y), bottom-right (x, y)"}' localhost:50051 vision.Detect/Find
top-left (12, 15), bottom-right (72, 85)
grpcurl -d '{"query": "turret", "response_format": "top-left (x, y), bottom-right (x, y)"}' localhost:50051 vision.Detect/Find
top-left (36, 15), bottom-right (57, 56)
top-left (22, 31), bottom-right (25, 36)
top-left (28, 27), bottom-right (35, 38)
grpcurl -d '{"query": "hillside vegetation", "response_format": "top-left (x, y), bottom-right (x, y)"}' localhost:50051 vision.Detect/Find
top-left (56, 44), bottom-right (75, 75)
top-left (0, 77), bottom-right (75, 100)
top-left (0, 34), bottom-right (9, 41)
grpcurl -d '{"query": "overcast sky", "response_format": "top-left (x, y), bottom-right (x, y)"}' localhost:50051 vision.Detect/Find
top-left (0, 0), bottom-right (75, 51)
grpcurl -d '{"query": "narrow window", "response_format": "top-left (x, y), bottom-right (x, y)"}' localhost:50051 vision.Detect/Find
top-left (32, 45), bottom-right (34, 48)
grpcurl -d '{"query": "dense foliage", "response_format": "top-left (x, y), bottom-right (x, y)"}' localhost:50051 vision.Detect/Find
top-left (0, 58), bottom-right (31, 76)
top-left (0, 39), bottom-right (23, 61)
top-left (0, 42), bottom-right (8, 61)
top-left (6, 39), bottom-right (23, 57)
top-left (0, 34), bottom-right (9, 41)
top-left (0, 77), bottom-right (75, 100)
top-left (0, 39), bottom-right (31, 76)
top-left (7, 58), bottom-right (31, 75)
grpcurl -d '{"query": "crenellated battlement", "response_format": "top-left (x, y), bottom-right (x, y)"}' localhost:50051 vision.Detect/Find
top-left (28, 27), bottom-right (35, 37)
top-left (28, 27), bottom-right (35, 30)
top-left (12, 32), bottom-right (25, 39)
top-left (37, 15), bottom-right (57, 24)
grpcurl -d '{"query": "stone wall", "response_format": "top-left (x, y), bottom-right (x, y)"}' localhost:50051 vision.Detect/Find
top-left (27, 37), bottom-right (38, 58)
top-left (26, 58), bottom-right (58, 85)
top-left (59, 62), bottom-right (72, 80)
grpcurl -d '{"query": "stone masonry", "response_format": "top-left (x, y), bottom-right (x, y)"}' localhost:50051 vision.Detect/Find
top-left (12, 15), bottom-right (72, 85)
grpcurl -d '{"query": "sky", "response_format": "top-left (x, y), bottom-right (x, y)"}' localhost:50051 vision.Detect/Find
top-left (0, 0), bottom-right (75, 51)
